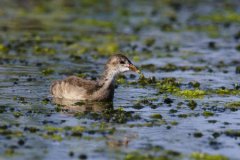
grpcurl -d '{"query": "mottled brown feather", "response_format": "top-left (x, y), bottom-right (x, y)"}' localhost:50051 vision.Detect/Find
top-left (50, 54), bottom-right (138, 101)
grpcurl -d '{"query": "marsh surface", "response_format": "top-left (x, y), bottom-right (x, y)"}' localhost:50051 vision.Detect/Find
top-left (0, 0), bottom-right (240, 160)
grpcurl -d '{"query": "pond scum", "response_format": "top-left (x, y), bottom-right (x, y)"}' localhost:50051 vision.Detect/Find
top-left (0, 0), bottom-right (240, 160)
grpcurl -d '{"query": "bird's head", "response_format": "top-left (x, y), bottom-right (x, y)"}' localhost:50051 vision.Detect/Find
top-left (106, 54), bottom-right (140, 74)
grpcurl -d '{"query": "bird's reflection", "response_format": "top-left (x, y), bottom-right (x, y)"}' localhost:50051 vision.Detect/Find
top-left (52, 98), bottom-right (138, 148)
top-left (52, 98), bottom-right (113, 114)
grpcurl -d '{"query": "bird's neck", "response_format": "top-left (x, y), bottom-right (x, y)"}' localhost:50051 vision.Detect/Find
top-left (98, 68), bottom-right (117, 89)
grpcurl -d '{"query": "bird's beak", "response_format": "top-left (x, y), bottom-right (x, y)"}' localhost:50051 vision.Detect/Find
top-left (128, 64), bottom-right (141, 74)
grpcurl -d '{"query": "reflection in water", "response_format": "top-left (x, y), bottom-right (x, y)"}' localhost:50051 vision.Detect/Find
top-left (52, 98), bottom-right (113, 114)
top-left (52, 98), bottom-right (138, 148)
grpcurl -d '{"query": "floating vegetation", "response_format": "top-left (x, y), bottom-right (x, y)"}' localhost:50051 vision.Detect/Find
top-left (41, 68), bottom-right (54, 75)
top-left (137, 74), bottom-right (156, 85)
top-left (191, 152), bottom-right (229, 160)
top-left (199, 11), bottom-right (240, 23)
top-left (177, 90), bottom-right (206, 99)
top-left (187, 100), bottom-right (197, 110)
top-left (144, 37), bottom-right (156, 47)
top-left (124, 150), bottom-right (182, 160)
top-left (193, 132), bottom-right (203, 138)
top-left (225, 130), bottom-right (240, 138)
top-left (224, 101), bottom-right (240, 111)
top-left (202, 111), bottom-right (214, 117)
top-left (150, 113), bottom-right (163, 119)
top-left (74, 108), bottom-right (140, 124)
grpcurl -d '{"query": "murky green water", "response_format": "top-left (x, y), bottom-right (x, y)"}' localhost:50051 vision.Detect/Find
top-left (1, 0), bottom-right (240, 160)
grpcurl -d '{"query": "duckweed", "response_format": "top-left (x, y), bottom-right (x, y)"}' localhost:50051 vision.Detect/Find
top-left (203, 111), bottom-right (214, 117)
top-left (199, 11), bottom-right (240, 23)
top-left (75, 108), bottom-right (139, 124)
top-left (144, 37), bottom-right (156, 47)
top-left (193, 132), bottom-right (203, 138)
top-left (177, 90), bottom-right (206, 99)
top-left (34, 46), bottom-right (56, 55)
top-left (42, 68), bottom-right (54, 75)
top-left (0, 44), bottom-right (9, 52)
top-left (13, 111), bottom-right (23, 118)
top-left (225, 130), bottom-right (240, 138)
top-left (44, 126), bottom-right (64, 132)
top-left (125, 149), bottom-right (182, 160)
top-left (97, 42), bottom-right (119, 55)
top-left (43, 134), bottom-right (63, 141)
top-left (138, 74), bottom-right (156, 85)
top-left (75, 19), bottom-right (115, 29)
top-left (188, 100), bottom-right (197, 110)
top-left (4, 148), bottom-right (15, 156)
top-left (224, 101), bottom-right (240, 110)
top-left (188, 81), bottom-right (200, 88)
top-left (150, 114), bottom-right (163, 119)
top-left (191, 152), bottom-right (229, 160)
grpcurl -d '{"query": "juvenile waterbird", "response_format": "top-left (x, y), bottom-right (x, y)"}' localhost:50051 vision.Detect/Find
top-left (50, 54), bottom-right (140, 101)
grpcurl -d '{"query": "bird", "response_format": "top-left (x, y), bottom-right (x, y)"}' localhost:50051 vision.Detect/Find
top-left (50, 54), bottom-right (140, 101)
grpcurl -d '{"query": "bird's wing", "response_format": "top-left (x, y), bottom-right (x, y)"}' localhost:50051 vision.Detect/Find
top-left (50, 76), bottom-right (98, 100)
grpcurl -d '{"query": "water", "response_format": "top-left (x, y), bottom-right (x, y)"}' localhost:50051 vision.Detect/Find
top-left (0, 0), bottom-right (240, 160)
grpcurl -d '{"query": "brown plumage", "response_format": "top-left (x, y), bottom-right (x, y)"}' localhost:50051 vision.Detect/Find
top-left (50, 54), bottom-right (140, 101)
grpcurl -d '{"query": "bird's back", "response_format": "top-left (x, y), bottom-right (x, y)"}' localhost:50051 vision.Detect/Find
top-left (50, 76), bottom-right (98, 100)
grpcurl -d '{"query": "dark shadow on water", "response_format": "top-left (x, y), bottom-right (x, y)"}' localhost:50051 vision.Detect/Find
top-left (52, 97), bottom-right (113, 114)
top-left (52, 98), bottom-right (138, 124)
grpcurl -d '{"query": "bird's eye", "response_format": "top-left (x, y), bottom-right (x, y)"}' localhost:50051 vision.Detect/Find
top-left (120, 61), bottom-right (125, 64)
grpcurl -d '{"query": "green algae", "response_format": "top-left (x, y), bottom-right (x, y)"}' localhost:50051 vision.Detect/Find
top-left (144, 37), bottom-right (156, 47)
top-left (75, 107), bottom-right (139, 124)
top-left (188, 100), bottom-right (197, 110)
top-left (159, 64), bottom-right (206, 72)
top-left (138, 74), bottom-right (157, 85)
top-left (13, 111), bottom-right (23, 118)
top-left (170, 121), bottom-right (178, 126)
top-left (150, 114), bottom-right (163, 119)
top-left (187, 25), bottom-right (220, 38)
top-left (157, 78), bottom-right (180, 93)
top-left (116, 75), bottom-right (127, 84)
top-left (125, 151), bottom-right (182, 160)
top-left (0, 44), bottom-right (9, 52)
top-left (225, 130), bottom-right (240, 138)
top-left (0, 129), bottom-right (23, 137)
top-left (189, 81), bottom-right (200, 89)
top-left (178, 114), bottom-right (188, 118)
top-left (190, 152), bottom-right (229, 160)
top-left (211, 88), bottom-right (240, 95)
top-left (224, 101), bottom-right (240, 110)
top-left (97, 42), bottom-right (119, 55)
top-left (141, 64), bottom-right (157, 72)
top-left (138, 75), bottom-right (240, 99)
top-left (74, 19), bottom-right (115, 30)
top-left (44, 126), bottom-right (64, 132)
top-left (41, 68), bottom-right (54, 75)
top-left (66, 126), bottom-right (85, 133)
top-left (202, 111), bottom-right (214, 117)
top-left (4, 148), bottom-right (15, 156)
top-left (34, 46), bottom-right (56, 55)
top-left (199, 11), bottom-right (240, 23)
top-left (193, 132), bottom-right (203, 138)
top-left (177, 90), bottom-right (206, 99)
top-left (42, 134), bottom-right (63, 141)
